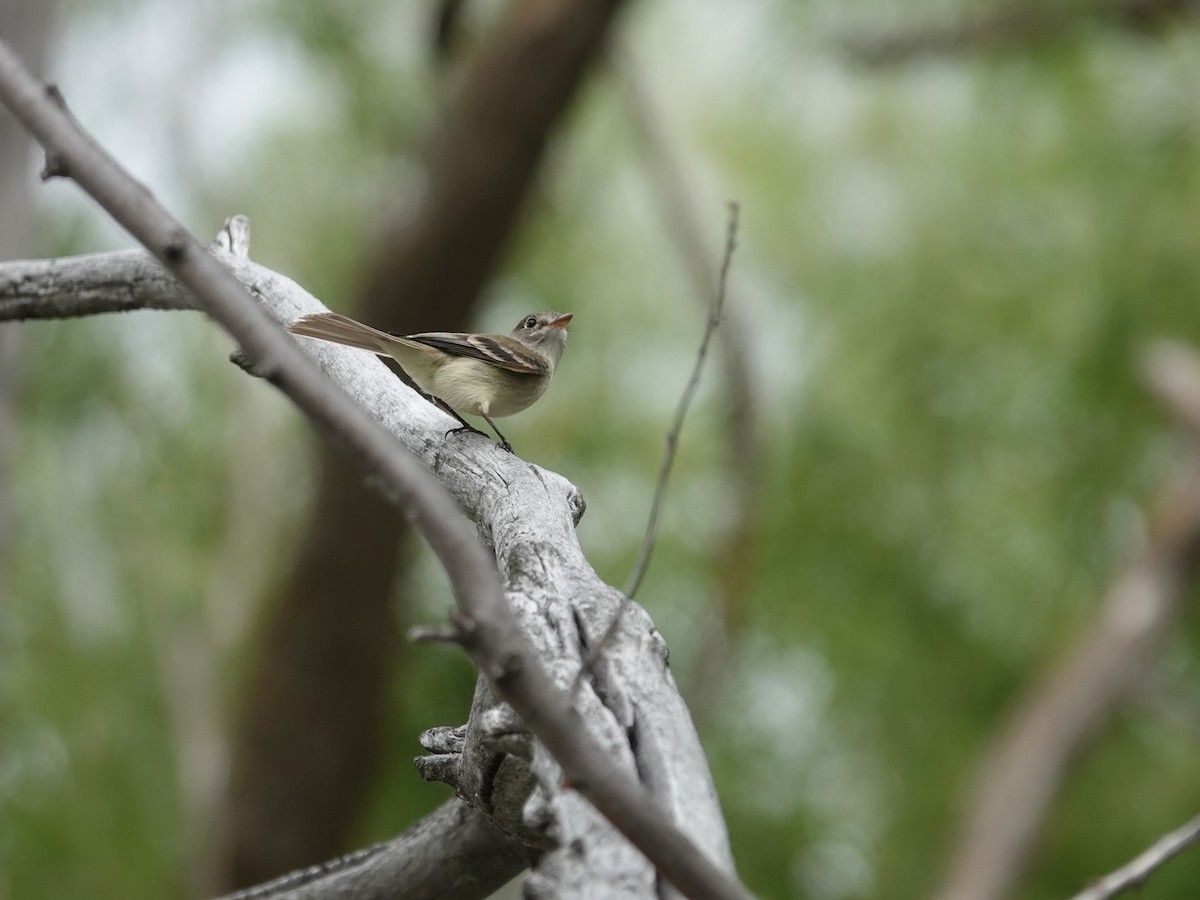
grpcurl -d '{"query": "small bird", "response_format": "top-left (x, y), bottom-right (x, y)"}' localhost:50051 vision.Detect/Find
top-left (287, 310), bottom-right (573, 452)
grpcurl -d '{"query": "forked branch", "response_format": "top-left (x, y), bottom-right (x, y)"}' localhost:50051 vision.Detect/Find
top-left (0, 37), bottom-right (750, 900)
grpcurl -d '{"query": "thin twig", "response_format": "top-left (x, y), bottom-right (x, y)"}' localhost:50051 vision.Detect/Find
top-left (572, 203), bottom-right (739, 697)
top-left (625, 201), bottom-right (740, 599)
top-left (615, 49), bottom-right (763, 721)
top-left (1069, 811), bottom-right (1200, 900)
top-left (407, 623), bottom-right (466, 646)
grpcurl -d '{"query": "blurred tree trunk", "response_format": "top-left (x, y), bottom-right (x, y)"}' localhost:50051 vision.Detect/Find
top-left (0, 0), bottom-right (56, 614)
top-left (208, 0), bottom-right (630, 890)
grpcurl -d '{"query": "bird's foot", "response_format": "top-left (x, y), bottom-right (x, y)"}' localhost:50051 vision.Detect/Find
top-left (445, 425), bottom-right (513, 453)
top-left (446, 425), bottom-right (488, 441)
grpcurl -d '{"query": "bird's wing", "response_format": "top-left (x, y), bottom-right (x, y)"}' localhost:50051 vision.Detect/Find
top-left (401, 332), bottom-right (549, 375)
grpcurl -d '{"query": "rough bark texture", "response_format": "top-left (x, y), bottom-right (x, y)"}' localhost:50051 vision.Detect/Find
top-left (0, 246), bottom-right (738, 897)
top-left (216, 799), bottom-right (530, 900)
top-left (215, 0), bottom-right (630, 887)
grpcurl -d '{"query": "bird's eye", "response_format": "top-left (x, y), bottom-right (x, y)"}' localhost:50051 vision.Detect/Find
top-left (523, 316), bottom-right (537, 329)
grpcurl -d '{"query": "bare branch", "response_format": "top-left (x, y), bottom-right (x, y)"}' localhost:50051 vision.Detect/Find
top-left (214, 800), bottom-right (528, 900)
top-left (408, 623), bottom-right (467, 646)
top-left (223, 3), bottom-right (636, 875)
top-left (934, 341), bottom-right (1200, 900)
top-left (844, 0), bottom-right (1200, 68)
top-left (614, 50), bottom-right (763, 719)
top-left (1069, 811), bottom-right (1200, 900)
top-left (625, 202), bottom-right (741, 599)
top-left (0, 41), bottom-right (749, 900)
top-left (571, 203), bottom-right (740, 699)
top-left (0, 248), bottom-right (194, 318)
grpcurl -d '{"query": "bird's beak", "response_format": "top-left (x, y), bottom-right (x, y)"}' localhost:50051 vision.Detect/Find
top-left (549, 313), bottom-right (573, 329)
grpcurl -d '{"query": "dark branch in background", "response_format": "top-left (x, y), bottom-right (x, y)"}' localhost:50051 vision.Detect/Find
top-left (431, 0), bottom-right (469, 63)
top-left (366, 0), bottom-right (631, 334)
top-left (214, 454), bottom-right (408, 891)
top-left (1068, 810), bottom-right (1200, 900)
top-left (614, 52), bottom-right (763, 720)
top-left (844, 0), bottom-right (1200, 67)
top-left (0, 40), bottom-right (751, 900)
top-left (217, 0), bottom-right (634, 888)
top-left (933, 340), bottom-right (1200, 900)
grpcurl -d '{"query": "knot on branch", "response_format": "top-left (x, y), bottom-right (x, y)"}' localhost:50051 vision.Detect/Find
top-left (413, 709), bottom-right (554, 851)
top-left (567, 484), bottom-right (586, 526)
top-left (414, 751), bottom-right (461, 788)
top-left (39, 150), bottom-right (68, 180)
top-left (414, 724), bottom-right (466, 789)
top-left (420, 723), bottom-right (467, 754)
top-left (211, 214), bottom-right (252, 257)
top-left (228, 346), bottom-right (274, 380)
top-left (161, 227), bottom-right (191, 264)
top-left (480, 705), bottom-right (531, 759)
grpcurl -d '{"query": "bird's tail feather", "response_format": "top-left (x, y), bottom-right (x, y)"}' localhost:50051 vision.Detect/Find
top-left (287, 312), bottom-right (393, 354)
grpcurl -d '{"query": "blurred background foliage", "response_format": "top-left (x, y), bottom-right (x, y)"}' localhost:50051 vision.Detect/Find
top-left (4, 0), bottom-right (1200, 898)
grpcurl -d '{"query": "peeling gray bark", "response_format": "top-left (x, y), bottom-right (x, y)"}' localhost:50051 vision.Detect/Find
top-left (0, 248), bottom-right (193, 318)
top-left (0, 239), bottom-right (737, 898)
top-left (216, 799), bottom-right (529, 900)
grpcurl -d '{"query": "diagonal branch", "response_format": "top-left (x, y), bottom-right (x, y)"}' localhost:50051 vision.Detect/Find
top-left (215, 800), bottom-right (528, 900)
top-left (625, 201), bottom-right (740, 599)
top-left (1068, 810), bottom-right (1200, 900)
top-left (573, 203), bottom-right (739, 697)
top-left (0, 39), bottom-right (749, 900)
top-left (614, 52), bottom-right (763, 718)
top-left (218, 0), bottom-right (633, 880)
top-left (844, 0), bottom-right (1200, 68)
top-left (933, 341), bottom-right (1200, 900)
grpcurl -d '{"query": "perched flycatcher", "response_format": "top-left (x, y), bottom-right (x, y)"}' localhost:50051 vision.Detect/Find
top-left (287, 310), bottom-right (573, 452)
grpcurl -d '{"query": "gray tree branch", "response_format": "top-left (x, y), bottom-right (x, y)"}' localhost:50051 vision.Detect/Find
top-left (1068, 810), bottom-right (1200, 900)
top-left (0, 39), bottom-right (749, 900)
top-left (216, 1), bottom-right (633, 884)
top-left (216, 800), bottom-right (529, 900)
